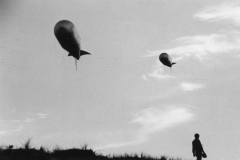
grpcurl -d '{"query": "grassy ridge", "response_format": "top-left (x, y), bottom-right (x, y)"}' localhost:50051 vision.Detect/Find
top-left (0, 140), bottom-right (183, 160)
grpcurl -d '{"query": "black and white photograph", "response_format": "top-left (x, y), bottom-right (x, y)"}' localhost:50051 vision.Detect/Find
top-left (0, 0), bottom-right (239, 160)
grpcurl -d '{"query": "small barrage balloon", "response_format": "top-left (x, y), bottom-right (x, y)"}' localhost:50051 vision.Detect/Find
top-left (159, 53), bottom-right (176, 72)
top-left (54, 20), bottom-right (91, 70)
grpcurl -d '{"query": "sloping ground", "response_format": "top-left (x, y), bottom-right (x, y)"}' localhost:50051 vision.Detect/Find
top-left (51, 149), bottom-right (97, 160)
top-left (0, 148), bottom-right (49, 160)
top-left (0, 148), bottom-right (179, 160)
top-left (0, 148), bottom-right (96, 160)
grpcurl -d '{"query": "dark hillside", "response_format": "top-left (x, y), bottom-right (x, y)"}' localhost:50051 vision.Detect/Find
top-left (0, 145), bottom-right (183, 160)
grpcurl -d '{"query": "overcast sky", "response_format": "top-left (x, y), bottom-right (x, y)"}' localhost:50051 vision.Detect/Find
top-left (1, 0), bottom-right (240, 159)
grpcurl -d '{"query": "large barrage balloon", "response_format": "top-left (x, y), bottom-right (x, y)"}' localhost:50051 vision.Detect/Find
top-left (54, 20), bottom-right (91, 70)
top-left (159, 53), bottom-right (176, 71)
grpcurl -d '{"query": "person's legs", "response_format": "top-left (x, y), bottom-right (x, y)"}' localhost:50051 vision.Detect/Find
top-left (196, 155), bottom-right (202, 160)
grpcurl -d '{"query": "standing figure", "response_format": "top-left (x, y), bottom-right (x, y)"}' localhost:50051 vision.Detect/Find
top-left (192, 133), bottom-right (206, 160)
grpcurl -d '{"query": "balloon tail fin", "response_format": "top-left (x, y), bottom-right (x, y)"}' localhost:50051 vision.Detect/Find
top-left (172, 62), bottom-right (176, 65)
top-left (75, 58), bottom-right (77, 71)
top-left (80, 50), bottom-right (91, 55)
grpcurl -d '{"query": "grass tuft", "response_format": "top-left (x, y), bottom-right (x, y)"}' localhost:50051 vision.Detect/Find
top-left (81, 143), bottom-right (89, 150)
top-left (23, 138), bottom-right (32, 150)
top-left (53, 144), bottom-right (62, 152)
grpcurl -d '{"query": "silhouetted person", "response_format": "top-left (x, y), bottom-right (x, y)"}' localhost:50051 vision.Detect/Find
top-left (192, 133), bottom-right (205, 160)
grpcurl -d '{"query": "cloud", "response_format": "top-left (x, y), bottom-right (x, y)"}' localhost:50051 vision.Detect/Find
top-left (132, 106), bottom-right (194, 135)
top-left (23, 118), bottom-right (34, 123)
top-left (142, 75), bottom-right (148, 81)
top-left (97, 106), bottom-right (194, 150)
top-left (146, 32), bottom-right (240, 61)
top-left (0, 112), bottom-right (49, 136)
top-left (8, 118), bottom-right (35, 124)
top-left (0, 125), bottom-right (24, 136)
top-left (28, 112), bottom-right (50, 119)
top-left (144, 3), bottom-right (240, 81)
top-left (36, 113), bottom-right (50, 119)
top-left (180, 82), bottom-right (204, 91)
top-left (194, 2), bottom-right (240, 26)
top-left (143, 31), bottom-right (240, 80)
top-left (96, 138), bottom-right (146, 149)
top-left (0, 118), bottom-right (28, 136)
top-left (143, 61), bottom-right (175, 81)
